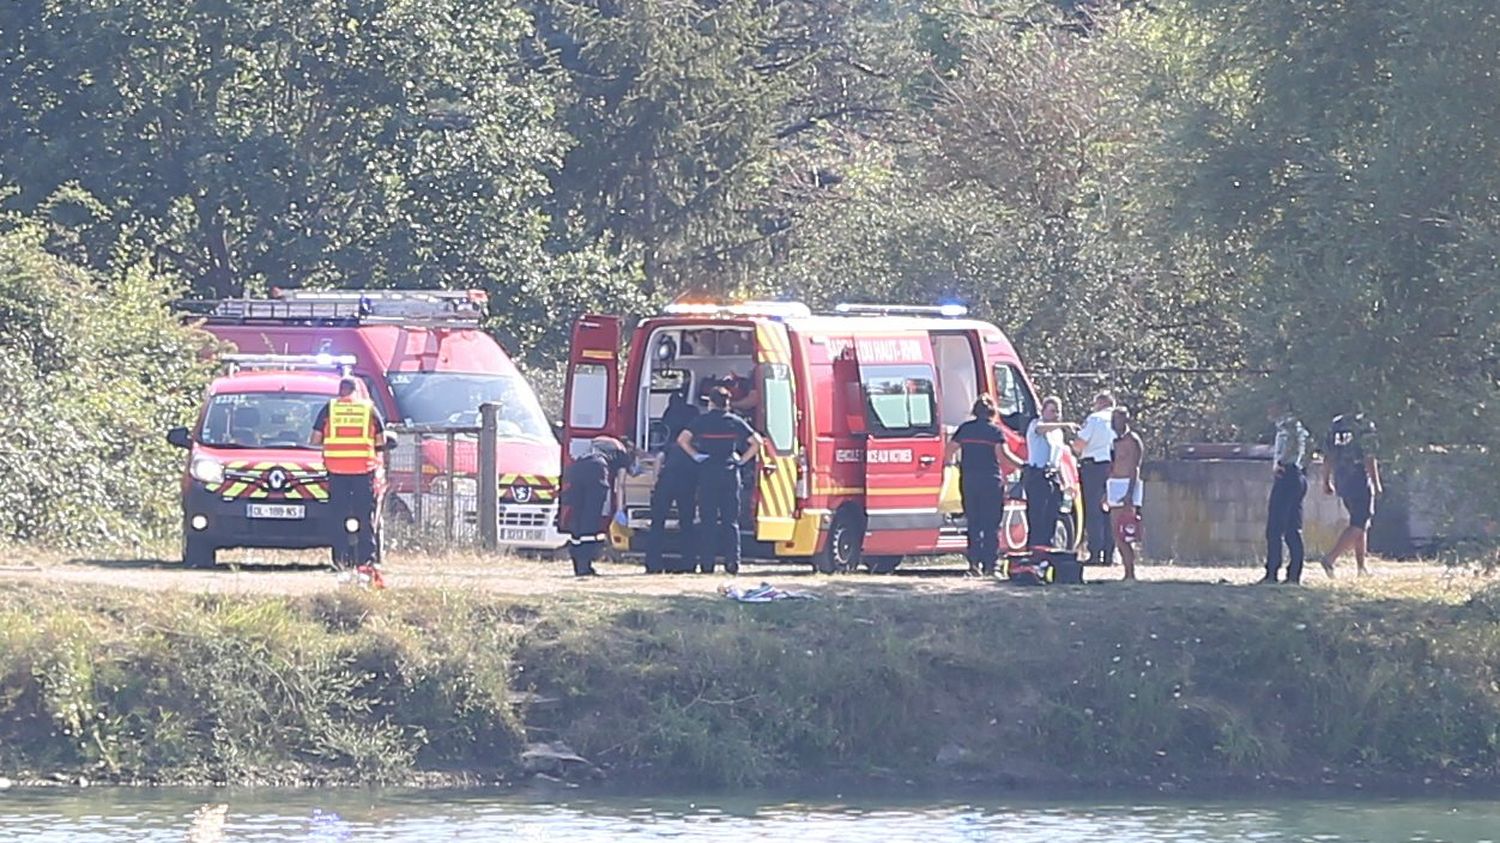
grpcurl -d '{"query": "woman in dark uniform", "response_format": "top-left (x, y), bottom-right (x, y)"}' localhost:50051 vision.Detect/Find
top-left (944, 396), bottom-right (1009, 575)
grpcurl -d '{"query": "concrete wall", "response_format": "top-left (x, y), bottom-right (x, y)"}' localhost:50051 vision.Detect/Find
top-left (1141, 460), bottom-right (1348, 564)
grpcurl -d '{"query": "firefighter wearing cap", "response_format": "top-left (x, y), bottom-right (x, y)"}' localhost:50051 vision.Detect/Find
top-left (310, 378), bottom-right (388, 566)
top-left (677, 388), bottom-right (763, 574)
top-left (559, 436), bottom-right (633, 577)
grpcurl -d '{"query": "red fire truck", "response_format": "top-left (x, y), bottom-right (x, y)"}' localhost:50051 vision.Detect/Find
top-left (166, 354), bottom-right (388, 567)
top-left (174, 290), bottom-right (564, 551)
top-left (561, 301), bottom-right (1083, 572)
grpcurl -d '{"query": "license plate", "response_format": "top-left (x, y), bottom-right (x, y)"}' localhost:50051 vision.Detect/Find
top-left (247, 503), bottom-right (306, 520)
top-left (500, 527), bottom-right (546, 543)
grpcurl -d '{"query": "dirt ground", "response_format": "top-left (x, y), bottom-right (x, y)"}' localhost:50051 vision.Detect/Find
top-left (0, 544), bottom-right (1481, 603)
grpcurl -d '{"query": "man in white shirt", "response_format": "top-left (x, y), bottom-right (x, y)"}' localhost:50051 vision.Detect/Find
top-left (1024, 395), bottom-right (1077, 551)
top-left (1072, 391), bottom-right (1117, 564)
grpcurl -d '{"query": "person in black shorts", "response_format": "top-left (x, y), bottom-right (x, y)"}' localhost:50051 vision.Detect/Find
top-left (944, 395), bottom-right (1009, 576)
top-left (1319, 411), bottom-right (1383, 577)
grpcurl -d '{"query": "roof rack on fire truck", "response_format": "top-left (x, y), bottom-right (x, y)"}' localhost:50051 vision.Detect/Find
top-left (220, 353), bottom-right (358, 376)
top-left (171, 289), bottom-right (489, 328)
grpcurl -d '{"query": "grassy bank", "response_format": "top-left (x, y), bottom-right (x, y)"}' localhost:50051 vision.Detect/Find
top-left (1, 573), bottom-right (1498, 792)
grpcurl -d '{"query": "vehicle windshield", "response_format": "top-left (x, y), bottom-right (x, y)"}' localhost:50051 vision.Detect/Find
top-left (388, 372), bottom-right (551, 439)
top-left (198, 392), bottom-right (331, 449)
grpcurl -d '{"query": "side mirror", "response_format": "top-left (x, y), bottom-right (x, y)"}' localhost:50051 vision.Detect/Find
top-left (552, 419), bottom-right (565, 444)
top-left (383, 431), bottom-right (399, 451)
top-left (166, 427), bottom-right (192, 449)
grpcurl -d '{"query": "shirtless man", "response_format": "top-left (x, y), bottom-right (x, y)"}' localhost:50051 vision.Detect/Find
top-left (1105, 407), bottom-right (1143, 581)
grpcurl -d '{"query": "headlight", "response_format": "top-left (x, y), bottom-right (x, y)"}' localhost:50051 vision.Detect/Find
top-left (190, 457), bottom-right (225, 485)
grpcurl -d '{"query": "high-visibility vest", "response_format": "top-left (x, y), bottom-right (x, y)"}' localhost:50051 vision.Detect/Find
top-left (322, 397), bottom-right (379, 475)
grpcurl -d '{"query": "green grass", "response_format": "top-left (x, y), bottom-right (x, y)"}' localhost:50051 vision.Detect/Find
top-left (1, 573), bottom-right (1498, 791)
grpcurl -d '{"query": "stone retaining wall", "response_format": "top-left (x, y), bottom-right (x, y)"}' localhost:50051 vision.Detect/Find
top-left (1141, 459), bottom-right (1349, 564)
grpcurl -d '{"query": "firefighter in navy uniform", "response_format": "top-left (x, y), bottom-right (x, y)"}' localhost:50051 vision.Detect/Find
top-left (559, 436), bottom-right (633, 577)
top-left (645, 390), bottom-right (700, 574)
top-left (677, 388), bottom-right (763, 575)
top-left (310, 378), bottom-right (389, 567)
top-left (1320, 410), bottom-right (1383, 578)
top-left (944, 395), bottom-right (1009, 576)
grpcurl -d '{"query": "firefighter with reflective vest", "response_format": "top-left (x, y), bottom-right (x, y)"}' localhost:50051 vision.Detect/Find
top-left (310, 378), bottom-right (389, 566)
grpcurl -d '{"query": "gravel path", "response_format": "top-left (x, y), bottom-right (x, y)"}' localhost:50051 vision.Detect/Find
top-left (0, 546), bottom-right (1474, 602)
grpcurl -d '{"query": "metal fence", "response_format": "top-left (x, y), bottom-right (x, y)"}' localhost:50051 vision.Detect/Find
top-left (385, 423), bottom-right (482, 548)
top-left (385, 404), bottom-right (563, 553)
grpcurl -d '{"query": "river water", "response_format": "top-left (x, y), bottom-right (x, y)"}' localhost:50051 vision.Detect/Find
top-left (1, 788), bottom-right (1497, 842)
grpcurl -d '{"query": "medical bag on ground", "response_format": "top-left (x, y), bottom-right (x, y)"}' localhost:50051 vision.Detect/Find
top-left (1003, 551), bottom-right (1084, 586)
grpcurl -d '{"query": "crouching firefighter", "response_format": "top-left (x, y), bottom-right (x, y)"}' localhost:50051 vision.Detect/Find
top-left (559, 436), bottom-right (634, 577)
top-left (311, 378), bottom-right (391, 568)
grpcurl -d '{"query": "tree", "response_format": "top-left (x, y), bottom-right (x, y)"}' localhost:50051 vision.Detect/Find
top-left (0, 0), bottom-right (568, 320)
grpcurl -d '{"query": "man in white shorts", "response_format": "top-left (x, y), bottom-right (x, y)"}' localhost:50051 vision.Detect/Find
top-left (1105, 407), bottom-right (1143, 581)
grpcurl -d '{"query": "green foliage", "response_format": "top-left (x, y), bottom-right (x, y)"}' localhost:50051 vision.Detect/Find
top-left (0, 587), bottom-right (527, 783)
top-left (8, 581), bottom-right (1500, 789)
top-left (1, 0), bottom-right (1497, 526)
top-left (0, 193), bottom-right (213, 547)
top-left (0, 0), bottom-right (615, 363)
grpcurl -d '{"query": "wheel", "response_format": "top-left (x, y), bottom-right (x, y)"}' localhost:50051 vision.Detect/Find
top-left (1054, 500), bottom-right (1079, 551)
top-left (183, 534), bottom-right (216, 569)
top-left (813, 510), bottom-right (864, 574)
top-left (867, 555), bottom-right (902, 574)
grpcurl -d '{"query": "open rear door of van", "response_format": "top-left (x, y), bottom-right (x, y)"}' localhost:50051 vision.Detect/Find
top-left (753, 322), bottom-right (799, 542)
top-left (562, 315), bottom-right (623, 463)
top-left (854, 333), bottom-right (945, 554)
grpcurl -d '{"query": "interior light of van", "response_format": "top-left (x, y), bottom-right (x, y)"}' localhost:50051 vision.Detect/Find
top-left (190, 457), bottom-right (225, 485)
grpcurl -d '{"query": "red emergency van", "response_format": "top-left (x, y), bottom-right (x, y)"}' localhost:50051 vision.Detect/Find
top-left (561, 301), bottom-right (1083, 572)
top-left (166, 355), bottom-right (388, 567)
top-left (174, 290), bottom-right (564, 551)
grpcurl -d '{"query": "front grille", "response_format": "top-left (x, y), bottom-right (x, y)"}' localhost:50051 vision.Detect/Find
top-left (498, 508), bottom-right (552, 528)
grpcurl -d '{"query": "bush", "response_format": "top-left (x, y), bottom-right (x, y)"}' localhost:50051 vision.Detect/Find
top-left (0, 194), bottom-right (213, 548)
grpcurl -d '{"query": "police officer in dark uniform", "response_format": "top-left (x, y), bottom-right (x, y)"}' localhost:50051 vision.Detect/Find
top-left (1261, 397), bottom-right (1310, 584)
top-left (644, 389), bottom-right (700, 574)
top-left (677, 387), bottom-right (763, 575)
top-left (559, 436), bottom-right (632, 577)
top-left (944, 395), bottom-right (1008, 576)
top-left (1320, 410), bottom-right (1383, 578)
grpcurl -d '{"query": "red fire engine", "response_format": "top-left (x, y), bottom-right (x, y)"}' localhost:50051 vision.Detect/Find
top-left (174, 290), bottom-right (563, 550)
top-left (561, 301), bottom-right (1083, 572)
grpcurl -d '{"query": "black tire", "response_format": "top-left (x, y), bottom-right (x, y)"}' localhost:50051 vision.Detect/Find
top-left (1055, 498), bottom-right (1080, 552)
top-left (867, 555), bottom-right (902, 575)
top-left (813, 510), bottom-right (864, 574)
top-left (183, 535), bottom-right (216, 569)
